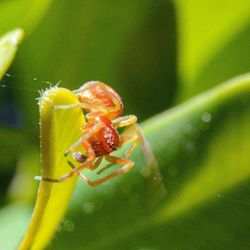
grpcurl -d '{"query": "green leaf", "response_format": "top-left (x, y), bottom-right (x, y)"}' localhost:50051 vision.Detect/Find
top-left (0, 29), bottom-right (24, 80)
top-left (19, 87), bottom-right (85, 250)
top-left (0, 203), bottom-right (31, 250)
top-left (16, 0), bottom-right (177, 126)
top-left (177, 0), bottom-right (250, 97)
top-left (2, 74), bottom-right (250, 249)
top-left (46, 74), bottom-right (250, 249)
top-left (0, 0), bottom-right (52, 36)
top-left (8, 147), bottom-right (40, 203)
top-left (190, 22), bottom-right (250, 100)
top-left (0, 28), bottom-right (24, 184)
top-left (0, 128), bottom-right (25, 169)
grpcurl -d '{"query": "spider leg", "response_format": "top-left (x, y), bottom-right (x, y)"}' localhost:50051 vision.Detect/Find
top-left (112, 115), bottom-right (137, 128)
top-left (96, 162), bottom-right (113, 174)
top-left (77, 155), bottom-right (134, 187)
top-left (113, 116), bottom-right (166, 207)
top-left (54, 82), bottom-right (121, 114)
top-left (96, 134), bottom-right (138, 175)
top-left (68, 156), bottom-right (104, 172)
top-left (36, 122), bottom-right (104, 183)
top-left (89, 156), bottom-right (104, 170)
top-left (112, 115), bottom-right (155, 164)
top-left (54, 102), bottom-right (119, 113)
top-left (39, 155), bottom-right (104, 183)
top-left (35, 168), bottom-right (83, 183)
top-left (66, 157), bottom-right (105, 186)
top-left (75, 82), bottom-right (121, 113)
top-left (64, 122), bottom-right (102, 156)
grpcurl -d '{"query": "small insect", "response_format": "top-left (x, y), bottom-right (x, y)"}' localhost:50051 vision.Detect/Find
top-left (37, 81), bottom-right (156, 187)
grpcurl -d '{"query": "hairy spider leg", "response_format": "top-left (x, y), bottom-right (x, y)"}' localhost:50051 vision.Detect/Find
top-left (37, 122), bottom-right (104, 183)
top-left (39, 157), bottom-right (104, 183)
top-left (68, 155), bottom-right (134, 187)
top-left (113, 115), bottom-right (166, 207)
top-left (74, 82), bottom-right (122, 112)
top-left (88, 156), bottom-right (103, 170)
top-left (54, 82), bottom-right (121, 116)
top-left (64, 122), bottom-right (102, 156)
top-left (114, 115), bottom-right (155, 163)
top-left (53, 99), bottom-right (119, 113)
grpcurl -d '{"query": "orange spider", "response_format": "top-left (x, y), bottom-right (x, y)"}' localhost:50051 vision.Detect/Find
top-left (37, 81), bottom-right (154, 186)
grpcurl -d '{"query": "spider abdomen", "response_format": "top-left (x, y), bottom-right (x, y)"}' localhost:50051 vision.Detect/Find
top-left (89, 117), bottom-right (120, 156)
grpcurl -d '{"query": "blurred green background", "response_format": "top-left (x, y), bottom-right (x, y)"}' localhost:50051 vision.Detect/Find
top-left (0, 0), bottom-right (250, 249)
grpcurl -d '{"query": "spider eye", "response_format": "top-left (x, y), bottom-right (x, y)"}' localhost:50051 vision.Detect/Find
top-left (72, 151), bottom-right (87, 163)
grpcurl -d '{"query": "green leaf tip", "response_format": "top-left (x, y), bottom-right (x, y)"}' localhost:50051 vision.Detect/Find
top-left (19, 86), bottom-right (85, 250)
top-left (0, 28), bottom-right (24, 79)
